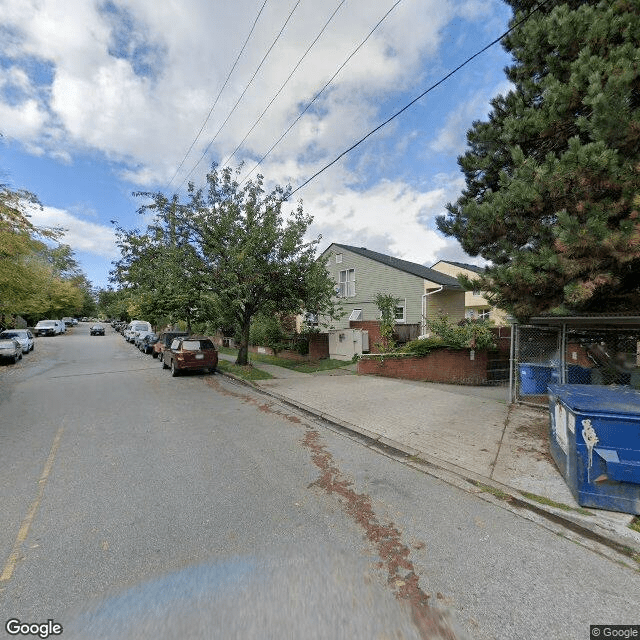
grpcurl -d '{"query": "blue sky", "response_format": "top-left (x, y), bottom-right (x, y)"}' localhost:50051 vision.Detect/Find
top-left (0, 0), bottom-right (513, 289)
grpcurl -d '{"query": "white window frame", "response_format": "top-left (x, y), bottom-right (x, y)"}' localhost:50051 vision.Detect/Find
top-left (336, 253), bottom-right (343, 264)
top-left (338, 269), bottom-right (355, 298)
top-left (394, 303), bottom-right (406, 323)
top-left (349, 309), bottom-right (363, 321)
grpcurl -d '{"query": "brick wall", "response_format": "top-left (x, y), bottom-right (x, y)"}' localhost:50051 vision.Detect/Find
top-left (309, 333), bottom-right (329, 360)
top-left (357, 348), bottom-right (491, 385)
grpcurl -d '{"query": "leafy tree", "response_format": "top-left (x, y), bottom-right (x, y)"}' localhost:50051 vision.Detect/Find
top-left (437, 0), bottom-right (640, 320)
top-left (374, 293), bottom-right (400, 352)
top-left (117, 165), bottom-right (339, 365)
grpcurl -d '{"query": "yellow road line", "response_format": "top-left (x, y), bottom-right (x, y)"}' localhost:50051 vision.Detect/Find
top-left (1, 425), bottom-right (64, 582)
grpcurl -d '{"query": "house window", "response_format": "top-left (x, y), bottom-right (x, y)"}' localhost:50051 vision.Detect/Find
top-left (336, 253), bottom-right (343, 264)
top-left (472, 290), bottom-right (481, 297)
top-left (338, 269), bottom-right (355, 297)
top-left (304, 312), bottom-right (319, 326)
top-left (349, 309), bottom-right (362, 321)
top-left (394, 305), bottom-right (406, 323)
top-left (478, 308), bottom-right (491, 320)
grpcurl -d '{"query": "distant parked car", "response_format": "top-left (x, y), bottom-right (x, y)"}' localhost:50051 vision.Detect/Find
top-left (154, 331), bottom-right (189, 360)
top-left (162, 336), bottom-right (218, 377)
top-left (139, 333), bottom-right (159, 354)
top-left (0, 329), bottom-right (34, 353)
top-left (125, 320), bottom-right (152, 343)
top-left (62, 317), bottom-right (74, 327)
top-left (90, 324), bottom-right (105, 336)
top-left (0, 337), bottom-right (22, 363)
top-left (34, 320), bottom-right (63, 336)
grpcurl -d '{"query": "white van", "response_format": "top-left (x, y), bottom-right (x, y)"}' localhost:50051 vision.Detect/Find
top-left (125, 320), bottom-right (152, 343)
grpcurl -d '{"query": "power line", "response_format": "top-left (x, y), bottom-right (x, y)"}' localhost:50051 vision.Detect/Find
top-left (285, 0), bottom-right (554, 200)
top-left (240, 0), bottom-right (403, 185)
top-left (220, 0), bottom-right (347, 171)
top-left (165, 0), bottom-right (270, 191)
top-left (178, 0), bottom-right (303, 190)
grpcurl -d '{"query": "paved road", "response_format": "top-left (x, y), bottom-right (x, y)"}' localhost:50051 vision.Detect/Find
top-left (0, 325), bottom-right (638, 639)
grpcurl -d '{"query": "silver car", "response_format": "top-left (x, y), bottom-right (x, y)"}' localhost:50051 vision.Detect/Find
top-left (0, 329), bottom-right (34, 353)
top-left (0, 337), bottom-right (22, 363)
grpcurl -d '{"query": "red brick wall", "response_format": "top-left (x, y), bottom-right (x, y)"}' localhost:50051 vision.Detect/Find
top-left (309, 333), bottom-right (329, 360)
top-left (357, 349), bottom-right (491, 385)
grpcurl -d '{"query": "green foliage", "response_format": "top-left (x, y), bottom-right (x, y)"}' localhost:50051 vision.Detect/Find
top-left (0, 181), bottom-right (94, 320)
top-left (249, 314), bottom-right (288, 355)
top-left (427, 315), bottom-right (497, 351)
top-left (113, 165), bottom-right (340, 365)
top-left (374, 292), bottom-right (400, 352)
top-left (402, 337), bottom-right (446, 356)
top-left (437, 0), bottom-right (640, 319)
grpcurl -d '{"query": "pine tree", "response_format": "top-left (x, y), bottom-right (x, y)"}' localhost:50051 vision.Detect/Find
top-left (437, 0), bottom-right (640, 320)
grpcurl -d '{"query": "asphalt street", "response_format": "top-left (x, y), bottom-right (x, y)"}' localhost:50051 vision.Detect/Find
top-left (0, 325), bottom-right (638, 639)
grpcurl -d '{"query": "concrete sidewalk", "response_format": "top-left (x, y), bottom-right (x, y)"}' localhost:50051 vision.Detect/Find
top-left (218, 354), bottom-right (640, 559)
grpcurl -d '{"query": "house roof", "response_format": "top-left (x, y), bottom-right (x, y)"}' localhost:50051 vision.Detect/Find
top-left (432, 259), bottom-right (485, 274)
top-left (326, 244), bottom-right (463, 289)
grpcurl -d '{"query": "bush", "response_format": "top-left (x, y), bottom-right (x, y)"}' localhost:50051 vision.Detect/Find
top-left (427, 315), bottom-right (497, 351)
top-left (402, 337), bottom-right (446, 356)
top-left (250, 315), bottom-right (288, 355)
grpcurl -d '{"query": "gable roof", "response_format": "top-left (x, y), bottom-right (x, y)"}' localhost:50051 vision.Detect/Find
top-left (326, 243), bottom-right (462, 289)
top-left (432, 259), bottom-right (485, 275)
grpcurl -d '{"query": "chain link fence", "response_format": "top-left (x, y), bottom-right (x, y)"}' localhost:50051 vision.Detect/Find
top-left (512, 324), bottom-right (640, 404)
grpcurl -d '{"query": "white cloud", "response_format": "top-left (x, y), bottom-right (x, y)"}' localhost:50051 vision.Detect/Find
top-left (26, 205), bottom-right (118, 259)
top-left (306, 172), bottom-right (467, 266)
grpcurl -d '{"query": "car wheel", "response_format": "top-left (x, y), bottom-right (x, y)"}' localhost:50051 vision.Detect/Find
top-left (170, 360), bottom-right (179, 377)
top-left (13, 354), bottom-right (19, 363)
top-left (162, 356), bottom-right (169, 370)
top-left (152, 352), bottom-right (158, 358)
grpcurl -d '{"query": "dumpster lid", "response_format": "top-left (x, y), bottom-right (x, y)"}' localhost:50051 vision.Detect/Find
top-left (548, 384), bottom-right (640, 416)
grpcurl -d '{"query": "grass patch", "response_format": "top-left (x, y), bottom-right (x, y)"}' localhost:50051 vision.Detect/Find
top-left (520, 491), bottom-right (593, 516)
top-left (217, 359), bottom-right (273, 381)
top-left (219, 347), bottom-right (349, 374)
top-left (630, 517), bottom-right (640, 534)
top-left (475, 483), bottom-right (511, 501)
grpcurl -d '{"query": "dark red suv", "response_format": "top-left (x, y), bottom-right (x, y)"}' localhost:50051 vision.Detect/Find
top-left (161, 336), bottom-right (218, 377)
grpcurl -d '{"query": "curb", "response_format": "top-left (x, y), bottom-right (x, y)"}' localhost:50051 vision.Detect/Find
top-left (217, 368), bottom-right (640, 564)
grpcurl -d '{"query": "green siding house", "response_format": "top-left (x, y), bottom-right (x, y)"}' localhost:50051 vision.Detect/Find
top-left (320, 243), bottom-right (465, 333)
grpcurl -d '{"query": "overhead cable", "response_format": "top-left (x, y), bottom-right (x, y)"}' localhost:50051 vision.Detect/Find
top-left (220, 0), bottom-right (347, 171)
top-left (179, 0), bottom-right (303, 190)
top-left (241, 0), bottom-right (403, 185)
top-left (165, 0), bottom-right (270, 191)
top-left (285, 0), bottom-right (554, 199)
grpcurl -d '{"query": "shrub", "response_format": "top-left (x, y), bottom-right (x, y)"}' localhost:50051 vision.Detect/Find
top-left (427, 315), bottom-right (497, 350)
top-left (402, 337), bottom-right (446, 356)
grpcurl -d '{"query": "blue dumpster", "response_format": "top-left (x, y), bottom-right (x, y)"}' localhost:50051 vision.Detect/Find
top-left (566, 364), bottom-right (592, 384)
top-left (548, 384), bottom-right (640, 514)
top-left (519, 363), bottom-right (555, 394)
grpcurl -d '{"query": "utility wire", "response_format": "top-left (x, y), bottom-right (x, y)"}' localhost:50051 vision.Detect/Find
top-left (241, 0), bottom-right (402, 185)
top-left (285, 0), bottom-right (554, 200)
top-left (165, 0), bottom-right (270, 191)
top-left (179, 0), bottom-right (303, 190)
top-left (220, 0), bottom-right (347, 171)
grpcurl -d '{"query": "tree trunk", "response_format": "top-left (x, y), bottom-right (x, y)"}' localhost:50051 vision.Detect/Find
top-left (236, 318), bottom-right (251, 366)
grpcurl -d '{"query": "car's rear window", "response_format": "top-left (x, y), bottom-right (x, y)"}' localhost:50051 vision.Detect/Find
top-left (1, 332), bottom-right (18, 338)
top-left (182, 340), bottom-right (215, 351)
top-left (39, 321), bottom-right (56, 327)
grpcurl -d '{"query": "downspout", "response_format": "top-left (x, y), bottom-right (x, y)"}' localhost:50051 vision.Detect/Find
top-left (420, 286), bottom-right (444, 337)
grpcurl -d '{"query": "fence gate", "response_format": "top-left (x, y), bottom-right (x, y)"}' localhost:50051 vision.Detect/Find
top-left (512, 325), bottom-right (562, 405)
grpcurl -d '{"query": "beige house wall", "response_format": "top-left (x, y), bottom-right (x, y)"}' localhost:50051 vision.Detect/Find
top-left (431, 260), bottom-right (510, 326)
top-left (425, 289), bottom-right (465, 324)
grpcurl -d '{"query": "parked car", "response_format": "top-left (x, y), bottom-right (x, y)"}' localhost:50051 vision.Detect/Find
top-left (134, 329), bottom-right (155, 348)
top-left (34, 320), bottom-right (63, 336)
top-left (62, 317), bottom-right (74, 327)
top-left (0, 329), bottom-right (34, 353)
top-left (162, 336), bottom-right (218, 376)
top-left (90, 324), bottom-right (105, 336)
top-left (139, 333), bottom-right (159, 354)
top-left (154, 331), bottom-right (189, 360)
top-left (0, 337), bottom-right (22, 363)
